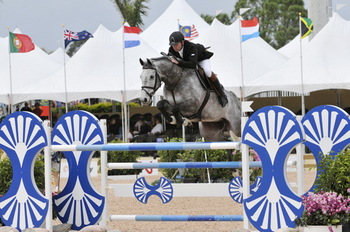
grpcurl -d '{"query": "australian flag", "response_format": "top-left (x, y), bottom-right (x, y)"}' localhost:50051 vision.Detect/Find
top-left (64, 30), bottom-right (93, 48)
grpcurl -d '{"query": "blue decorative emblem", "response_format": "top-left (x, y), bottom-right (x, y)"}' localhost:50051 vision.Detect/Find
top-left (51, 111), bottom-right (105, 230)
top-left (302, 105), bottom-right (350, 192)
top-left (250, 176), bottom-right (262, 194)
top-left (242, 106), bottom-right (304, 232)
top-left (133, 177), bottom-right (173, 204)
top-left (0, 112), bottom-right (48, 231)
top-left (229, 177), bottom-right (243, 203)
top-left (228, 176), bottom-right (262, 204)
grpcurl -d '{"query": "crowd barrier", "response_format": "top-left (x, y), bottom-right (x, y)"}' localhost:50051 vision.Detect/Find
top-left (0, 105), bottom-right (349, 232)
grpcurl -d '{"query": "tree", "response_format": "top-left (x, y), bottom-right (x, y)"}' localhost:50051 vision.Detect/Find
top-left (111, 0), bottom-right (149, 27)
top-left (66, 40), bottom-right (88, 57)
top-left (201, 13), bottom-right (233, 25)
top-left (234, 0), bottom-right (307, 49)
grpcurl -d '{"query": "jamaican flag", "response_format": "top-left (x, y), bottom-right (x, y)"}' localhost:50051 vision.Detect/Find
top-left (301, 17), bottom-right (313, 39)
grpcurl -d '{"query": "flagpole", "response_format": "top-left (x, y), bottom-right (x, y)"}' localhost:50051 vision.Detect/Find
top-left (238, 8), bottom-right (250, 115)
top-left (62, 24), bottom-right (68, 113)
top-left (122, 23), bottom-right (128, 142)
top-left (7, 27), bottom-right (14, 114)
top-left (299, 13), bottom-right (306, 116)
top-left (238, 16), bottom-right (245, 104)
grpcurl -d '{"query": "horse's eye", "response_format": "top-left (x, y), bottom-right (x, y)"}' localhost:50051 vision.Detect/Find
top-left (150, 75), bottom-right (154, 79)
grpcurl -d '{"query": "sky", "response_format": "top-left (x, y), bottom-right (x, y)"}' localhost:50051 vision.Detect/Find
top-left (0, 0), bottom-right (348, 52)
top-left (0, 0), bottom-right (237, 52)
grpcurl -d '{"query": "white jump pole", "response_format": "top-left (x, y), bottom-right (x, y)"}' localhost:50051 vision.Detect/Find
top-left (43, 120), bottom-right (52, 231)
top-left (99, 119), bottom-right (108, 227)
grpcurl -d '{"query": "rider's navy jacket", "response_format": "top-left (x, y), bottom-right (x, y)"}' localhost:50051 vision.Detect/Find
top-left (168, 40), bottom-right (213, 69)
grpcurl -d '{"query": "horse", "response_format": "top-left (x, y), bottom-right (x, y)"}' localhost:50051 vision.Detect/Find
top-left (139, 55), bottom-right (241, 141)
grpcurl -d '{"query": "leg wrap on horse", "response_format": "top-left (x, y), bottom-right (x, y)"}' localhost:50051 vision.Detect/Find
top-left (210, 72), bottom-right (228, 107)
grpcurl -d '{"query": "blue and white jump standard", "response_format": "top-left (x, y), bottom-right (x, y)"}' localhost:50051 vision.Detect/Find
top-left (0, 105), bottom-right (350, 231)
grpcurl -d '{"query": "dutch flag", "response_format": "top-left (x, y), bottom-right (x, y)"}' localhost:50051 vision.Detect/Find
top-left (241, 17), bottom-right (260, 42)
top-left (124, 26), bottom-right (142, 48)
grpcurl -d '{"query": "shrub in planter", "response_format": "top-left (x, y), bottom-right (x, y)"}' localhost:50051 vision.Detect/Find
top-left (312, 149), bottom-right (350, 232)
top-left (314, 149), bottom-right (350, 196)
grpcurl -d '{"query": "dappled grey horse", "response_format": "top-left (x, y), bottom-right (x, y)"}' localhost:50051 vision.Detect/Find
top-left (139, 55), bottom-right (241, 141)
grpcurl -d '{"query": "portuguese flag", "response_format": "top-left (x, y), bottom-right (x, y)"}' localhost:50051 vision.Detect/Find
top-left (9, 32), bottom-right (35, 53)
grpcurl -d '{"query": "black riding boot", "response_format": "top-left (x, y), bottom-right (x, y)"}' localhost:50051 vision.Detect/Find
top-left (210, 73), bottom-right (228, 107)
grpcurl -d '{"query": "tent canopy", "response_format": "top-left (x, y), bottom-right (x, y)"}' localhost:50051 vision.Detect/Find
top-left (245, 13), bottom-right (350, 97)
top-left (14, 25), bottom-right (159, 104)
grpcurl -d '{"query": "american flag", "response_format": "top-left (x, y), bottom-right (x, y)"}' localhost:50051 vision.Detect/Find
top-left (179, 24), bottom-right (199, 41)
top-left (64, 29), bottom-right (93, 48)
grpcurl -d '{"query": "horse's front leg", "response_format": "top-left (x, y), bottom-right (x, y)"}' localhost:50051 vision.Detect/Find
top-left (157, 100), bottom-right (177, 124)
top-left (157, 100), bottom-right (188, 126)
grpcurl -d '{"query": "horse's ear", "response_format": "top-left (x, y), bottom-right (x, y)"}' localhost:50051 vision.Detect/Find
top-left (147, 58), bottom-right (152, 66)
top-left (139, 58), bottom-right (144, 66)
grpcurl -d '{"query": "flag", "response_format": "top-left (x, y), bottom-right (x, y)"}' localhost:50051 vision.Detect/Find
top-left (124, 26), bottom-right (142, 48)
top-left (301, 17), bottom-right (313, 39)
top-left (9, 32), bottom-right (35, 53)
top-left (241, 17), bottom-right (260, 42)
top-left (179, 24), bottom-right (198, 41)
top-left (64, 30), bottom-right (93, 48)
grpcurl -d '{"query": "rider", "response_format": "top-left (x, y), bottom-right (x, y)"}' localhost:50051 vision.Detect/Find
top-left (168, 31), bottom-right (228, 107)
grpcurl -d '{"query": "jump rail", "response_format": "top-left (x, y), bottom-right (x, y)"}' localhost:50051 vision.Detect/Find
top-left (51, 141), bottom-right (240, 152)
top-left (109, 215), bottom-right (244, 221)
top-left (107, 161), bottom-right (262, 169)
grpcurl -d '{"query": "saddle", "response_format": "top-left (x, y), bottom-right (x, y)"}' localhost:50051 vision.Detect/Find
top-left (184, 67), bottom-right (215, 120)
top-left (195, 66), bottom-right (215, 92)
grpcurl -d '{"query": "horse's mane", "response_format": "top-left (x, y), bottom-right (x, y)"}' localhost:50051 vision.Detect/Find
top-left (150, 56), bottom-right (172, 63)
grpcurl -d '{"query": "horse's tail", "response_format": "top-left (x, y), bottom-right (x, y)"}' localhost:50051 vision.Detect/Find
top-left (226, 91), bottom-right (242, 109)
top-left (225, 90), bottom-right (242, 138)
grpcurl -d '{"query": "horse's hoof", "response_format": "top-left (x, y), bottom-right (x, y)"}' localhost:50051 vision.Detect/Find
top-left (170, 116), bottom-right (177, 124)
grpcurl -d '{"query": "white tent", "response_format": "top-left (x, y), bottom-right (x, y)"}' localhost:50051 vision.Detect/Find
top-left (278, 34), bottom-right (310, 58)
top-left (192, 19), bottom-right (288, 96)
top-left (49, 47), bottom-right (70, 65)
top-left (0, 30), bottom-right (62, 105)
top-left (14, 25), bottom-right (159, 104)
top-left (245, 13), bottom-right (350, 97)
top-left (141, 0), bottom-right (210, 53)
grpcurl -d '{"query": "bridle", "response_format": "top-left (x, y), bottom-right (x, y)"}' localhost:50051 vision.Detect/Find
top-left (141, 67), bottom-right (161, 100)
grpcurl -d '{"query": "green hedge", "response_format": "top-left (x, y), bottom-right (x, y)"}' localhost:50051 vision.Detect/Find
top-left (51, 102), bottom-right (141, 115)
top-left (158, 138), bottom-right (262, 183)
top-left (107, 139), bottom-right (143, 176)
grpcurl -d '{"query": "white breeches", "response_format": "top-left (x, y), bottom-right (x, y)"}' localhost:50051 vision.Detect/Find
top-left (198, 59), bottom-right (212, 77)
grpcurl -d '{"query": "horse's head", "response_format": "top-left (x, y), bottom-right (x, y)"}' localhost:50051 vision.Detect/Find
top-left (139, 58), bottom-right (161, 106)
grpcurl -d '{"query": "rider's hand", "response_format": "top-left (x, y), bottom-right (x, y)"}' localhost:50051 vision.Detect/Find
top-left (171, 58), bottom-right (179, 64)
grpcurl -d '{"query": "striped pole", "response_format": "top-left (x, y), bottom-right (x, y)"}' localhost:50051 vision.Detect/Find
top-left (107, 161), bottom-right (261, 169)
top-left (51, 141), bottom-right (240, 152)
top-left (110, 215), bottom-right (244, 221)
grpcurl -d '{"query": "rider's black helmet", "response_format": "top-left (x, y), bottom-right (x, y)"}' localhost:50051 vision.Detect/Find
top-left (169, 31), bottom-right (184, 46)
